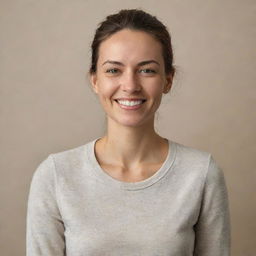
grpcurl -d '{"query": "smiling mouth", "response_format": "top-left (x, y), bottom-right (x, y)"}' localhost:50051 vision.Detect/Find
top-left (114, 99), bottom-right (146, 106)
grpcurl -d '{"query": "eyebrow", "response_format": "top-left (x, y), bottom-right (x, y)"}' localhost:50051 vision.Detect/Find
top-left (102, 60), bottom-right (160, 66)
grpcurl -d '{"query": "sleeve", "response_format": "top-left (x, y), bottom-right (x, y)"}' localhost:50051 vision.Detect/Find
top-left (193, 155), bottom-right (231, 256)
top-left (26, 154), bottom-right (66, 256)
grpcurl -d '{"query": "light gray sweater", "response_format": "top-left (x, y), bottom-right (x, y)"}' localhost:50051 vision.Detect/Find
top-left (26, 138), bottom-right (231, 255)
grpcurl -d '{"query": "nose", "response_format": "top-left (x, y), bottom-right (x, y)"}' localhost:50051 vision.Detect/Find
top-left (120, 71), bottom-right (141, 93)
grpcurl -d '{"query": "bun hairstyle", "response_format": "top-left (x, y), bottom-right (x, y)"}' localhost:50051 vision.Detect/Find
top-left (89, 9), bottom-right (175, 77)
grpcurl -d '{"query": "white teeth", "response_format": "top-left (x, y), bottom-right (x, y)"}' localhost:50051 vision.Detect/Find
top-left (117, 100), bottom-right (143, 106)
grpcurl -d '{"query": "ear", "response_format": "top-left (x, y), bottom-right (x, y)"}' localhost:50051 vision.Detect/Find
top-left (90, 73), bottom-right (99, 94)
top-left (163, 73), bottom-right (173, 94)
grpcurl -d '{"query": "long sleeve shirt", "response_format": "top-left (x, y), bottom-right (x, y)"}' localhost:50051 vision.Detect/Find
top-left (26, 138), bottom-right (231, 255)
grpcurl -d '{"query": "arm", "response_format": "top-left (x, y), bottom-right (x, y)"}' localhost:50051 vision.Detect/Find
top-left (193, 155), bottom-right (231, 256)
top-left (26, 155), bottom-right (65, 256)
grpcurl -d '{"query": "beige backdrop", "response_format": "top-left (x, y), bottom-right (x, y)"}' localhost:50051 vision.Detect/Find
top-left (1, 0), bottom-right (255, 255)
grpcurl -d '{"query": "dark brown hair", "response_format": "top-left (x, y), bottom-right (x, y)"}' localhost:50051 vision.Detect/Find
top-left (89, 9), bottom-right (175, 76)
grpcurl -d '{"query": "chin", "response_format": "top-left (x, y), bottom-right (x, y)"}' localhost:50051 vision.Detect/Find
top-left (113, 116), bottom-right (152, 128)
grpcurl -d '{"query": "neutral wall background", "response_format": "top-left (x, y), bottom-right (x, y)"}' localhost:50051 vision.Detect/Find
top-left (1, 0), bottom-right (255, 255)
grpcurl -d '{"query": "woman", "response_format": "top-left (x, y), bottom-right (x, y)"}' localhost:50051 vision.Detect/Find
top-left (26, 9), bottom-right (231, 255)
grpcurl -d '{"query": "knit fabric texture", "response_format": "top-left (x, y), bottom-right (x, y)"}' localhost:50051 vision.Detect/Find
top-left (26, 138), bottom-right (231, 255)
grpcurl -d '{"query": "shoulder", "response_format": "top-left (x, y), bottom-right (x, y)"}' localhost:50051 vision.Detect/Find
top-left (51, 142), bottom-right (88, 166)
top-left (50, 139), bottom-right (96, 176)
top-left (32, 139), bottom-right (94, 181)
top-left (173, 140), bottom-right (211, 168)
top-left (171, 140), bottom-right (224, 182)
top-left (171, 141), bottom-right (228, 205)
top-left (173, 140), bottom-right (225, 187)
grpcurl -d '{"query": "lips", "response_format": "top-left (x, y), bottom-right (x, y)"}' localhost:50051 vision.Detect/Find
top-left (114, 98), bottom-right (147, 101)
top-left (114, 98), bottom-right (146, 110)
top-left (118, 99), bottom-right (144, 106)
top-left (115, 99), bottom-right (146, 106)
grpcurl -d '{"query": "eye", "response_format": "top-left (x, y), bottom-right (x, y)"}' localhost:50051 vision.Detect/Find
top-left (105, 68), bottom-right (119, 74)
top-left (139, 69), bottom-right (156, 74)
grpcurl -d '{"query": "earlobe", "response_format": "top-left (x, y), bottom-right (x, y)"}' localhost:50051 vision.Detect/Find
top-left (90, 74), bottom-right (98, 94)
top-left (163, 74), bottom-right (173, 94)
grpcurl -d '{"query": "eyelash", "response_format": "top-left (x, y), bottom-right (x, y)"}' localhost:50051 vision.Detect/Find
top-left (105, 68), bottom-right (156, 74)
top-left (106, 68), bottom-right (119, 74)
top-left (140, 69), bottom-right (156, 74)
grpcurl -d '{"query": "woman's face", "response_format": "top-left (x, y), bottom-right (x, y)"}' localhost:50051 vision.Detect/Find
top-left (90, 29), bottom-right (172, 128)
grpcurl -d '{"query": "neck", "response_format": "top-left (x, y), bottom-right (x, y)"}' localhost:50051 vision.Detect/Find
top-left (97, 118), bottom-right (167, 169)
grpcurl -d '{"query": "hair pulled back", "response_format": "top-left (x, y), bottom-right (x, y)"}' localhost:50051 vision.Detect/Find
top-left (89, 9), bottom-right (175, 76)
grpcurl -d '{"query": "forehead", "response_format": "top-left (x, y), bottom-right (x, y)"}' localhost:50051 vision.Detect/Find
top-left (98, 29), bottom-right (163, 65)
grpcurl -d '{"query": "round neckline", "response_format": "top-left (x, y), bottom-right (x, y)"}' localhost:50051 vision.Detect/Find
top-left (86, 137), bottom-right (177, 191)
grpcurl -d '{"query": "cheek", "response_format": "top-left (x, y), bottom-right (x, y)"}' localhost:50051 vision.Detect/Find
top-left (97, 78), bottom-right (119, 99)
top-left (145, 79), bottom-right (165, 97)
